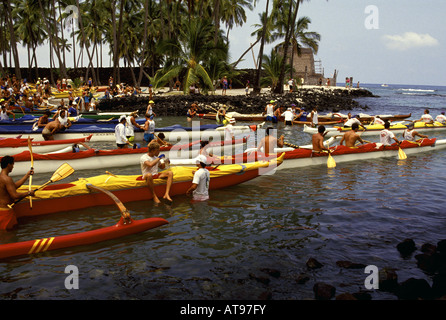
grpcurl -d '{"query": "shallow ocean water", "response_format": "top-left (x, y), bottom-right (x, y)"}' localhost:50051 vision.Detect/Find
top-left (1, 84), bottom-right (446, 302)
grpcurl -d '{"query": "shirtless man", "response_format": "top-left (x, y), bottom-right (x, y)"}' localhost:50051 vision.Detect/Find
top-left (312, 125), bottom-right (331, 152)
top-left (42, 118), bottom-right (62, 140)
top-left (339, 123), bottom-right (366, 147)
top-left (36, 110), bottom-right (52, 129)
top-left (257, 127), bottom-right (284, 156)
top-left (0, 156), bottom-right (35, 230)
top-left (140, 142), bottom-right (173, 205)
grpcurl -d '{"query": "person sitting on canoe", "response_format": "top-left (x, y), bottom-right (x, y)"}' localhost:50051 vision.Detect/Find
top-left (0, 156), bottom-right (35, 230)
top-left (257, 127), bottom-right (284, 156)
top-left (372, 115), bottom-right (385, 125)
top-left (186, 155), bottom-right (210, 202)
top-left (152, 133), bottom-right (172, 148)
top-left (140, 142), bottom-right (173, 205)
top-left (380, 121), bottom-right (401, 146)
top-left (344, 113), bottom-right (366, 130)
top-left (435, 112), bottom-right (446, 124)
top-left (312, 125), bottom-right (331, 153)
top-left (115, 115), bottom-right (130, 148)
top-left (402, 122), bottom-right (428, 142)
top-left (339, 123), bottom-right (366, 147)
top-left (416, 109), bottom-right (434, 124)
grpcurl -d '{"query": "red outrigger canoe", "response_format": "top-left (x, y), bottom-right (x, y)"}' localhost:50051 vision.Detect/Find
top-left (0, 217), bottom-right (168, 260)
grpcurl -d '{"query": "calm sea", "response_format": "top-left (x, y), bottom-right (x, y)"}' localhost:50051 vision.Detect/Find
top-left (1, 83), bottom-right (446, 305)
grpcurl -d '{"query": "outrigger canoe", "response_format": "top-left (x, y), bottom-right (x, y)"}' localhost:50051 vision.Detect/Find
top-left (13, 155), bottom-right (284, 219)
top-left (3, 137), bottom-right (248, 177)
top-left (0, 123), bottom-right (259, 142)
top-left (0, 216), bottom-right (168, 260)
top-left (190, 138), bottom-right (446, 170)
top-left (198, 112), bottom-right (342, 125)
top-left (0, 135), bottom-right (93, 156)
top-left (303, 121), bottom-right (446, 137)
top-left (318, 113), bottom-right (412, 124)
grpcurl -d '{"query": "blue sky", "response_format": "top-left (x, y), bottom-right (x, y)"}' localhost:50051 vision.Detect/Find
top-left (229, 0), bottom-right (446, 86)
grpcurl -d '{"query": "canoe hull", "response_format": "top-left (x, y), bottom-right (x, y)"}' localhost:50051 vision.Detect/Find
top-left (14, 158), bottom-right (283, 219)
top-left (0, 217), bottom-right (168, 260)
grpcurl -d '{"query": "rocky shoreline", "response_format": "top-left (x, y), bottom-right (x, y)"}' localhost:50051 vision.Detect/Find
top-left (96, 87), bottom-right (377, 116)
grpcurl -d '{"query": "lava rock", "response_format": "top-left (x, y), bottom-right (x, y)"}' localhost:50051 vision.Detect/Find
top-left (296, 274), bottom-right (310, 284)
top-left (397, 239), bottom-right (416, 257)
top-left (306, 258), bottom-right (323, 270)
top-left (437, 239), bottom-right (446, 254)
top-left (432, 273), bottom-right (446, 299)
top-left (396, 278), bottom-right (433, 300)
top-left (335, 293), bottom-right (357, 300)
top-left (379, 268), bottom-right (399, 293)
top-left (336, 260), bottom-right (367, 269)
top-left (313, 283), bottom-right (336, 300)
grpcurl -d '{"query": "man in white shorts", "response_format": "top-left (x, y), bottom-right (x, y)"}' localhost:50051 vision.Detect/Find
top-left (140, 142), bottom-right (173, 204)
top-left (186, 155), bottom-right (210, 201)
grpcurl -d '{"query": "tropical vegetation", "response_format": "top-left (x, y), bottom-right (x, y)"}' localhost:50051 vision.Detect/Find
top-left (0, 0), bottom-right (320, 94)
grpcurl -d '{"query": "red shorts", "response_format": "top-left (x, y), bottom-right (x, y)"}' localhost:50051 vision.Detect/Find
top-left (0, 207), bottom-right (17, 230)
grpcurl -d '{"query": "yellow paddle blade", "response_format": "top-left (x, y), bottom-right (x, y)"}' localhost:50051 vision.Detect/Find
top-left (50, 163), bottom-right (75, 182)
top-left (327, 153), bottom-right (336, 168)
top-left (398, 147), bottom-right (407, 160)
top-left (86, 184), bottom-right (131, 220)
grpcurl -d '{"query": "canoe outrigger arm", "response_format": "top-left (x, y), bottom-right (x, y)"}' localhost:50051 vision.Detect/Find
top-left (86, 184), bottom-right (132, 223)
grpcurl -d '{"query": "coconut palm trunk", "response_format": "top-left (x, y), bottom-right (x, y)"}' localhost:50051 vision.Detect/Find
top-left (253, 0), bottom-right (270, 94)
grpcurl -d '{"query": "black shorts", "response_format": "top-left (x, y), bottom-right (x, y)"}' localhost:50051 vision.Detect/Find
top-left (285, 121), bottom-right (292, 126)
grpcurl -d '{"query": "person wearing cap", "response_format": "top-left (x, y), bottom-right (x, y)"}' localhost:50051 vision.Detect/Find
top-left (143, 113), bottom-right (156, 144)
top-left (68, 102), bottom-right (78, 117)
top-left (217, 105), bottom-right (227, 124)
top-left (380, 121), bottom-right (400, 146)
top-left (115, 115), bottom-right (130, 148)
top-left (402, 122), bottom-right (428, 142)
top-left (186, 154), bottom-right (210, 201)
top-left (281, 107), bottom-right (296, 126)
top-left (435, 112), bottom-right (446, 124)
top-left (224, 118), bottom-right (236, 140)
top-left (126, 111), bottom-right (143, 143)
top-left (264, 100), bottom-right (276, 122)
top-left (146, 100), bottom-right (156, 117)
top-left (140, 141), bottom-right (173, 205)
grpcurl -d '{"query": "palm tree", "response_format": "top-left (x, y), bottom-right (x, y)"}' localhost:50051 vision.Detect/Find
top-left (3, 1), bottom-right (21, 79)
top-left (253, 0), bottom-right (271, 94)
top-left (261, 47), bottom-right (290, 89)
top-left (156, 18), bottom-right (224, 94)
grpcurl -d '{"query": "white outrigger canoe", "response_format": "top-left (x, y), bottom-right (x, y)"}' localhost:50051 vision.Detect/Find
top-left (0, 135), bottom-right (93, 156)
top-left (3, 137), bottom-right (248, 177)
top-left (303, 121), bottom-right (446, 137)
top-left (0, 123), bottom-right (260, 143)
top-left (170, 138), bottom-right (446, 170)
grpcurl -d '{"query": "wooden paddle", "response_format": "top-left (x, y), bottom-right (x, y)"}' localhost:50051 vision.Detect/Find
top-left (27, 136), bottom-right (34, 209)
top-left (7, 163), bottom-right (75, 208)
top-left (86, 184), bottom-right (131, 221)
